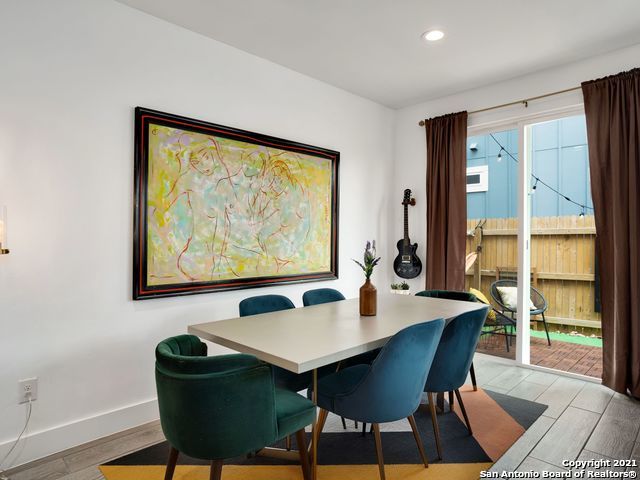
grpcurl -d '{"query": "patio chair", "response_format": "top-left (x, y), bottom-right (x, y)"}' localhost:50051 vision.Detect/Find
top-left (490, 279), bottom-right (551, 346)
top-left (469, 287), bottom-right (516, 353)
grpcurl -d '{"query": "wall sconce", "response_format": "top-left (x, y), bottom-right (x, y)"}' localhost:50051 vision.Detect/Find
top-left (0, 206), bottom-right (9, 254)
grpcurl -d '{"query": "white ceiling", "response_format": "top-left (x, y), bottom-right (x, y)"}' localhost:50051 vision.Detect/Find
top-left (116, 0), bottom-right (640, 108)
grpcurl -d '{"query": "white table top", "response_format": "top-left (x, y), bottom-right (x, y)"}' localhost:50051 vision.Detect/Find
top-left (188, 293), bottom-right (485, 374)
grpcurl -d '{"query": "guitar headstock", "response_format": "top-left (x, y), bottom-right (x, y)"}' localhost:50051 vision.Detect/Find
top-left (402, 188), bottom-right (416, 206)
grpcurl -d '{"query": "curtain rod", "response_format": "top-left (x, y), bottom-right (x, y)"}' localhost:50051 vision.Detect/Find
top-left (417, 85), bottom-right (582, 126)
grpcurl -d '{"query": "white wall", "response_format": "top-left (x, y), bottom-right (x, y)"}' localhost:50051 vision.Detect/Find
top-left (391, 43), bottom-right (640, 292)
top-left (0, 0), bottom-right (394, 466)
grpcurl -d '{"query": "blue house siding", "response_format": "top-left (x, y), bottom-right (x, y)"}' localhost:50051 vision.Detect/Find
top-left (467, 129), bottom-right (518, 219)
top-left (466, 115), bottom-right (593, 219)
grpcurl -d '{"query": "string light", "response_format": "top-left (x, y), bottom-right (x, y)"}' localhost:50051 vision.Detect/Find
top-left (489, 134), bottom-right (594, 213)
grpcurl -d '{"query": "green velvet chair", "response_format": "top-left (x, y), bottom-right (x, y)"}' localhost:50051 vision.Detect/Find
top-left (239, 294), bottom-right (313, 393)
top-left (415, 289), bottom-right (479, 391)
top-left (302, 287), bottom-right (360, 432)
top-left (302, 288), bottom-right (381, 371)
top-left (155, 335), bottom-right (315, 480)
top-left (302, 288), bottom-right (346, 306)
top-left (313, 320), bottom-right (446, 480)
top-left (423, 307), bottom-right (489, 460)
top-left (239, 294), bottom-right (295, 317)
top-left (239, 294), bottom-right (338, 393)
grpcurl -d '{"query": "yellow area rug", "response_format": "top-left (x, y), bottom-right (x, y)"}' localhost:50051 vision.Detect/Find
top-left (100, 463), bottom-right (492, 480)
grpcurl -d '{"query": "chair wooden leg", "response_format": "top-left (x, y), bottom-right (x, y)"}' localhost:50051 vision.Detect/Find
top-left (164, 446), bottom-right (179, 480)
top-left (448, 391), bottom-right (454, 412)
top-left (426, 392), bottom-right (443, 460)
top-left (407, 415), bottom-right (429, 468)
top-left (296, 429), bottom-right (311, 480)
top-left (341, 416), bottom-right (347, 429)
top-left (317, 408), bottom-right (329, 435)
top-left (371, 423), bottom-right (386, 480)
top-left (454, 389), bottom-right (473, 435)
top-left (309, 407), bottom-right (329, 460)
top-left (209, 460), bottom-right (223, 480)
top-left (361, 421), bottom-right (366, 437)
top-left (470, 363), bottom-right (478, 391)
top-left (285, 435), bottom-right (292, 450)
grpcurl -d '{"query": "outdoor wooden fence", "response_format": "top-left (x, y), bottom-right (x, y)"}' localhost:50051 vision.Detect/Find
top-left (465, 215), bottom-right (601, 330)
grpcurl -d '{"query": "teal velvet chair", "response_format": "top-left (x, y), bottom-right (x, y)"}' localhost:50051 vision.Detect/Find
top-left (415, 289), bottom-right (477, 303)
top-left (302, 288), bottom-right (345, 306)
top-left (303, 288), bottom-right (380, 373)
top-left (238, 294), bottom-right (315, 392)
top-left (415, 290), bottom-right (479, 390)
top-left (239, 294), bottom-right (339, 394)
top-left (155, 335), bottom-right (315, 480)
top-left (423, 307), bottom-right (489, 460)
top-left (302, 287), bottom-right (358, 431)
top-left (303, 287), bottom-right (379, 434)
top-left (239, 294), bottom-right (295, 316)
top-left (313, 320), bottom-right (446, 480)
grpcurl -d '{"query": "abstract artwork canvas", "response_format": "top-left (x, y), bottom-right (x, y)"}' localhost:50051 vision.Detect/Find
top-left (133, 107), bottom-right (339, 299)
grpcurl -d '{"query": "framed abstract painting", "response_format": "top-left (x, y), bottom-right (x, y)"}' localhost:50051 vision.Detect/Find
top-left (133, 107), bottom-right (339, 300)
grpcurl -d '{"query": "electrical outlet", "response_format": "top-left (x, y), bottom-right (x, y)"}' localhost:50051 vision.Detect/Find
top-left (18, 377), bottom-right (37, 404)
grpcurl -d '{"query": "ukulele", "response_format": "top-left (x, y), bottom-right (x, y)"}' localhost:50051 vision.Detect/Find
top-left (393, 189), bottom-right (422, 279)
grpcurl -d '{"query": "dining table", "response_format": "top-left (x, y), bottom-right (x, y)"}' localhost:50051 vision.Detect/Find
top-left (188, 292), bottom-right (485, 480)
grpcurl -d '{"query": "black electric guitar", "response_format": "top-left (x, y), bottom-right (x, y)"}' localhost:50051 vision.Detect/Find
top-left (393, 189), bottom-right (422, 279)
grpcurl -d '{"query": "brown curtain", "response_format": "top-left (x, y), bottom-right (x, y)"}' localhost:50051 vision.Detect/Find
top-left (424, 111), bottom-right (468, 291)
top-left (582, 68), bottom-right (640, 397)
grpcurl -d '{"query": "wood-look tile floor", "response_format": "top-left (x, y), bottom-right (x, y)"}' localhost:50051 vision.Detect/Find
top-left (4, 353), bottom-right (639, 480)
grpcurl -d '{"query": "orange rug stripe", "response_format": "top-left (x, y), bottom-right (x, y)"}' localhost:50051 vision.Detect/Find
top-left (453, 386), bottom-right (524, 461)
top-left (100, 463), bottom-right (493, 480)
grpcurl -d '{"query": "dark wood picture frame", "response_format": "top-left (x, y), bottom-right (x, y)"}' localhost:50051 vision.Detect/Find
top-left (133, 107), bottom-right (339, 300)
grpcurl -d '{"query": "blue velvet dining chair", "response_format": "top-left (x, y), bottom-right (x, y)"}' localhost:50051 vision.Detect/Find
top-left (302, 287), bottom-right (358, 431)
top-left (415, 289), bottom-right (480, 390)
top-left (155, 335), bottom-right (315, 480)
top-left (239, 293), bottom-right (338, 450)
top-left (303, 288), bottom-right (380, 373)
top-left (423, 306), bottom-right (489, 460)
top-left (238, 294), bottom-right (314, 393)
top-left (302, 287), bottom-right (345, 306)
top-left (312, 319), bottom-right (446, 480)
top-left (239, 294), bottom-right (295, 317)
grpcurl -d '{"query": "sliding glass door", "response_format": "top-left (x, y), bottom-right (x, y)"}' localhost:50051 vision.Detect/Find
top-left (525, 115), bottom-right (601, 378)
top-left (467, 109), bottom-right (601, 379)
top-left (465, 127), bottom-right (521, 361)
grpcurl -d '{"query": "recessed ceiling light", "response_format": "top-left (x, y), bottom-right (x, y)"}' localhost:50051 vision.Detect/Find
top-left (422, 30), bottom-right (444, 42)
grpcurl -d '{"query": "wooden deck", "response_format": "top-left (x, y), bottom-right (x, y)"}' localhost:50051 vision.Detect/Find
top-left (476, 333), bottom-right (603, 379)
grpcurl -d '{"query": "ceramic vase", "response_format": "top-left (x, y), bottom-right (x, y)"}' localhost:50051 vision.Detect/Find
top-left (359, 278), bottom-right (377, 316)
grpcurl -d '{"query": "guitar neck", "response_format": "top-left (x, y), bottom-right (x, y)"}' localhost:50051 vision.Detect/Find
top-left (403, 204), bottom-right (409, 243)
